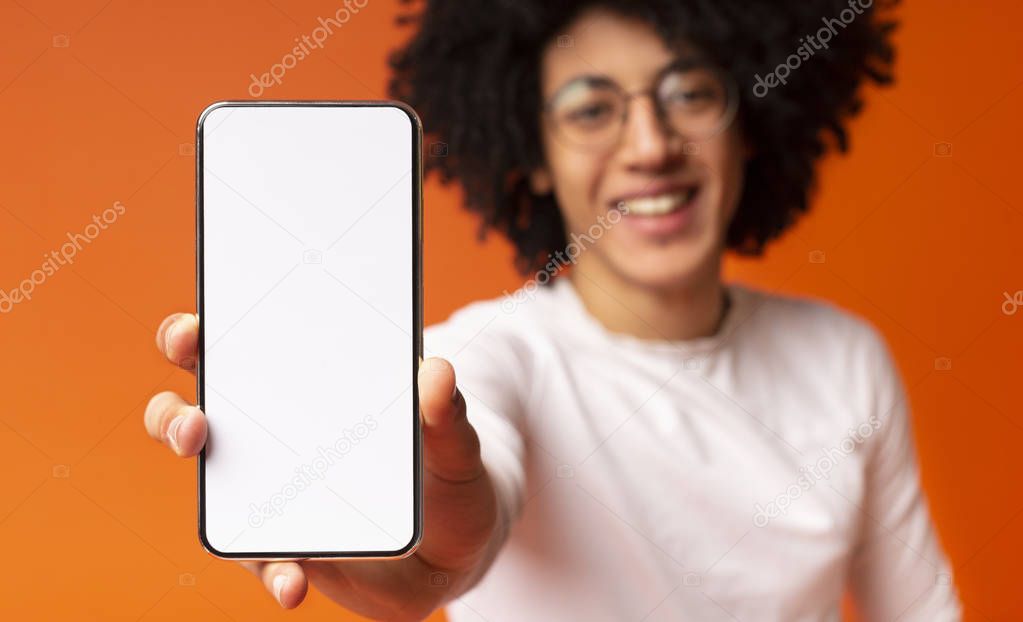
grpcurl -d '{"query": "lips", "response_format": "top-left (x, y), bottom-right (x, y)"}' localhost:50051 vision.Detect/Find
top-left (616, 187), bottom-right (698, 216)
top-left (609, 182), bottom-right (700, 214)
top-left (608, 182), bottom-right (701, 237)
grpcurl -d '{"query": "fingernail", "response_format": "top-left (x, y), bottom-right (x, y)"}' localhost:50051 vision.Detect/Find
top-left (451, 382), bottom-right (460, 403)
top-left (166, 415), bottom-right (184, 453)
top-left (272, 574), bottom-right (288, 605)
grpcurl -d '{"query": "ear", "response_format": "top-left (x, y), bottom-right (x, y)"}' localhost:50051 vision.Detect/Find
top-left (741, 133), bottom-right (756, 161)
top-left (529, 166), bottom-right (553, 195)
top-left (743, 141), bottom-right (755, 161)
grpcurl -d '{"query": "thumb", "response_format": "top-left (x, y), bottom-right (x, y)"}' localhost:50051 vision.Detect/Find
top-left (418, 357), bottom-right (483, 483)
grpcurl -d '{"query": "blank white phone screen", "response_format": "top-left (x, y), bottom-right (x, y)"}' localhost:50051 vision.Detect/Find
top-left (198, 103), bottom-right (418, 557)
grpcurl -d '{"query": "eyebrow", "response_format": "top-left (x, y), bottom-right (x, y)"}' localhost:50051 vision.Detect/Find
top-left (548, 56), bottom-right (707, 99)
top-left (571, 75), bottom-right (618, 89)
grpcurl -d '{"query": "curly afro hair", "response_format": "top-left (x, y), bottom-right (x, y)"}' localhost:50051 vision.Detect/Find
top-left (388, 0), bottom-right (899, 273)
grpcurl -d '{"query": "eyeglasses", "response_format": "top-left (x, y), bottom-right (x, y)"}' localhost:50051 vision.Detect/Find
top-left (542, 58), bottom-right (739, 152)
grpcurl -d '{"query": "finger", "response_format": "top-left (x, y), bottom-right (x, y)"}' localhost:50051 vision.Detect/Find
top-left (240, 561), bottom-right (308, 609)
top-left (143, 391), bottom-right (207, 457)
top-left (419, 357), bottom-right (484, 483)
top-left (156, 312), bottom-right (198, 373)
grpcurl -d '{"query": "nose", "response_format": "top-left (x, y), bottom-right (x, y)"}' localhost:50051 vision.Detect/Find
top-left (617, 95), bottom-right (678, 170)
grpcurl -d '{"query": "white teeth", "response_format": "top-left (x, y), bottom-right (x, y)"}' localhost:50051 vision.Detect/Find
top-left (619, 188), bottom-right (696, 216)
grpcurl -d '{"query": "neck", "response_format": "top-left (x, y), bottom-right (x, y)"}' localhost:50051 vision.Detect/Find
top-left (568, 255), bottom-right (728, 342)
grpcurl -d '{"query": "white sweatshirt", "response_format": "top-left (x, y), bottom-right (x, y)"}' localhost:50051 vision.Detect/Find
top-left (426, 276), bottom-right (961, 622)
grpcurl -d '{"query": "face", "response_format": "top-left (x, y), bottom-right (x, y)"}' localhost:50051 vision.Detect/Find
top-left (532, 8), bottom-right (747, 290)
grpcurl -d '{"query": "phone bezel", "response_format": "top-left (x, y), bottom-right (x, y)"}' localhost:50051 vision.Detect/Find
top-left (195, 100), bottom-right (424, 560)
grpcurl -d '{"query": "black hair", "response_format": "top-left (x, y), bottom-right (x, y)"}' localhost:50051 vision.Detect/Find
top-left (389, 0), bottom-right (898, 273)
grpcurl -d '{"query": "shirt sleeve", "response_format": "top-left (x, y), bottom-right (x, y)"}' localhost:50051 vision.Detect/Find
top-left (424, 308), bottom-right (530, 533)
top-left (847, 328), bottom-right (962, 621)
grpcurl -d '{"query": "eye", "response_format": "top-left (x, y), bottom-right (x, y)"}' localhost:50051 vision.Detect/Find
top-left (659, 69), bottom-right (726, 112)
top-left (662, 84), bottom-right (724, 113)
top-left (665, 87), bottom-right (716, 105)
top-left (565, 101), bottom-right (616, 125)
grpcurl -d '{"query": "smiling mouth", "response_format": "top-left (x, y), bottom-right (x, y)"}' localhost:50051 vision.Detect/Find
top-left (616, 187), bottom-right (698, 216)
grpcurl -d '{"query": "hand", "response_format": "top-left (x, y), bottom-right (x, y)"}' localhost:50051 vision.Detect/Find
top-left (144, 313), bottom-right (501, 620)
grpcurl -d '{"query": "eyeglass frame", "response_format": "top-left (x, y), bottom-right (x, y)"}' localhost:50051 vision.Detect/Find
top-left (541, 56), bottom-right (741, 151)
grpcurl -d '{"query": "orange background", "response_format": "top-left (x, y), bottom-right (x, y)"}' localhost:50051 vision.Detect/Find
top-left (0, 0), bottom-right (1020, 620)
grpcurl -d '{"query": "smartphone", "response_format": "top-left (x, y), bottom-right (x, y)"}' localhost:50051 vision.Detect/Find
top-left (195, 101), bottom-right (422, 559)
